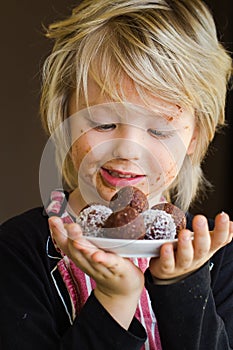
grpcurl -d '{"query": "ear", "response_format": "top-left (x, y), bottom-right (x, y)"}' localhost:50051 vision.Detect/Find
top-left (187, 127), bottom-right (199, 155)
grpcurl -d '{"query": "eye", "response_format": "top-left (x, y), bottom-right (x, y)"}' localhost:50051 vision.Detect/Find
top-left (94, 123), bottom-right (116, 131)
top-left (147, 128), bottom-right (175, 139)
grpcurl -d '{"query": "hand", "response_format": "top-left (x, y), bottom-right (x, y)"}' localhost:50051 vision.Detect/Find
top-left (149, 212), bottom-right (233, 283)
top-left (48, 217), bottom-right (144, 329)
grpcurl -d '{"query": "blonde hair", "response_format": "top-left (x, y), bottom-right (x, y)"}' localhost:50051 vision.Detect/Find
top-left (40, 0), bottom-right (232, 211)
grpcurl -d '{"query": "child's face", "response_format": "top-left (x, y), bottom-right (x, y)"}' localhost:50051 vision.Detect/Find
top-left (69, 79), bottom-right (197, 207)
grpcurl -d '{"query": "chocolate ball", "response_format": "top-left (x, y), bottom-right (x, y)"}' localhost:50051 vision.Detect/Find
top-left (109, 186), bottom-right (148, 214)
top-left (101, 206), bottom-right (145, 239)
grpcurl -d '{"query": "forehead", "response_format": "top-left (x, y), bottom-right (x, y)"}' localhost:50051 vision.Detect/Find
top-left (71, 77), bottom-right (187, 121)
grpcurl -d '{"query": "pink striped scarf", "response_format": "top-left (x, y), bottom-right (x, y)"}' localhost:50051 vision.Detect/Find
top-left (46, 190), bottom-right (162, 350)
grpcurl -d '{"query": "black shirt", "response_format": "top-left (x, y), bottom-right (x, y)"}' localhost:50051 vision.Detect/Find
top-left (0, 207), bottom-right (232, 349)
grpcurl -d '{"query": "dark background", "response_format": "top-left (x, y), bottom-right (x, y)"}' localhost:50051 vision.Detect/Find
top-left (0, 1), bottom-right (232, 223)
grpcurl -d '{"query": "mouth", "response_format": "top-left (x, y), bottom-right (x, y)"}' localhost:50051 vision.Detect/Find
top-left (100, 167), bottom-right (145, 188)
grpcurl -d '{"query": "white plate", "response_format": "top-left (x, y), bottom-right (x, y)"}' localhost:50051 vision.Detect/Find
top-left (86, 236), bottom-right (178, 257)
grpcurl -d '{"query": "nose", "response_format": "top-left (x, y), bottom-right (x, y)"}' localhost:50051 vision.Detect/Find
top-left (112, 124), bottom-right (144, 160)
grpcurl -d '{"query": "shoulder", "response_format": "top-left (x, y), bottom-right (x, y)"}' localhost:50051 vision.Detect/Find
top-left (1, 206), bottom-right (48, 231)
top-left (0, 207), bottom-right (49, 250)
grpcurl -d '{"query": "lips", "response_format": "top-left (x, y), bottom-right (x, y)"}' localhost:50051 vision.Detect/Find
top-left (100, 167), bottom-right (145, 187)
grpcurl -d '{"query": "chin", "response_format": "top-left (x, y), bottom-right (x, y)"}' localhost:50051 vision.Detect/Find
top-left (95, 185), bottom-right (117, 203)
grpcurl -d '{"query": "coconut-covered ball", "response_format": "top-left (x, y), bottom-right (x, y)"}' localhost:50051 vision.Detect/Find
top-left (142, 209), bottom-right (177, 240)
top-left (109, 186), bottom-right (148, 214)
top-left (151, 202), bottom-right (186, 235)
top-left (77, 204), bottom-right (112, 237)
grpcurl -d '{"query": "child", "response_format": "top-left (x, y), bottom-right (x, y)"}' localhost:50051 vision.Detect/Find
top-left (1, 1), bottom-right (233, 349)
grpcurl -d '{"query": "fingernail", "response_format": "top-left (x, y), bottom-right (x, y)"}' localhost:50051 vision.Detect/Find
top-left (164, 245), bottom-right (172, 254)
top-left (49, 219), bottom-right (59, 227)
top-left (49, 216), bottom-right (60, 223)
top-left (49, 217), bottom-right (66, 234)
top-left (220, 211), bottom-right (228, 222)
top-left (181, 233), bottom-right (192, 242)
top-left (196, 216), bottom-right (206, 227)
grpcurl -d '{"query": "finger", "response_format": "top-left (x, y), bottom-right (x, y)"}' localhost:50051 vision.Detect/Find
top-left (211, 212), bottom-right (230, 251)
top-left (192, 215), bottom-right (211, 259)
top-left (67, 224), bottom-right (97, 253)
top-left (66, 226), bottom-right (103, 268)
top-left (64, 222), bottom-right (83, 240)
top-left (230, 221), bottom-right (233, 236)
top-left (229, 221), bottom-right (233, 244)
top-left (49, 218), bottom-right (96, 269)
top-left (72, 247), bottom-right (124, 280)
top-left (49, 218), bottom-right (122, 279)
top-left (158, 243), bottom-right (176, 276)
top-left (92, 249), bottom-right (118, 266)
top-left (175, 229), bottom-right (194, 269)
top-left (92, 251), bottom-right (122, 277)
top-left (48, 216), bottom-right (68, 250)
top-left (68, 231), bottom-right (122, 278)
top-left (65, 235), bottom-right (108, 278)
top-left (230, 220), bottom-right (233, 229)
top-left (91, 250), bottom-right (129, 275)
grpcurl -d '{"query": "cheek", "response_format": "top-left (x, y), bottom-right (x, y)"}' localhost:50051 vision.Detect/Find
top-left (159, 128), bottom-right (195, 184)
top-left (149, 140), bottom-right (181, 167)
top-left (148, 137), bottom-right (187, 185)
top-left (71, 136), bottom-right (92, 171)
